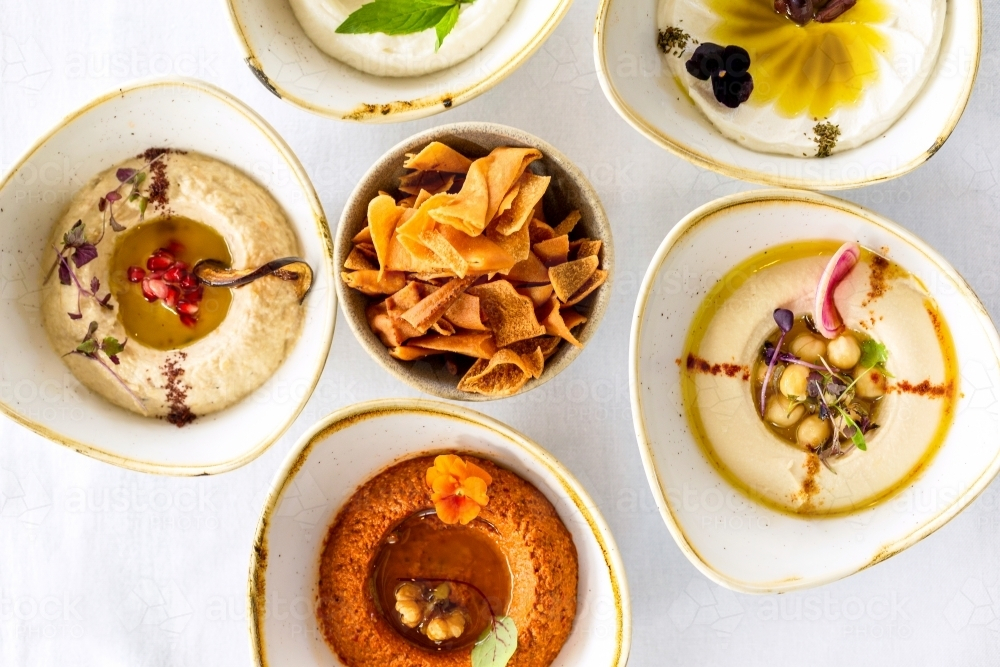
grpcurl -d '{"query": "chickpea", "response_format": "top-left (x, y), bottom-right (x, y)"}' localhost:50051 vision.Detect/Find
top-left (765, 394), bottom-right (806, 428)
top-left (425, 612), bottom-right (465, 641)
top-left (778, 364), bottom-right (810, 398)
top-left (827, 334), bottom-right (861, 369)
top-left (796, 414), bottom-right (832, 449)
top-left (430, 583), bottom-right (451, 603)
top-left (790, 334), bottom-right (827, 363)
top-left (395, 600), bottom-right (424, 628)
top-left (395, 582), bottom-right (423, 601)
top-left (755, 362), bottom-right (770, 384)
top-left (854, 366), bottom-right (887, 398)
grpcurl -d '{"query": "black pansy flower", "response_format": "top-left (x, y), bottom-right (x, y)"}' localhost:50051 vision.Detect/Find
top-left (685, 43), bottom-right (754, 109)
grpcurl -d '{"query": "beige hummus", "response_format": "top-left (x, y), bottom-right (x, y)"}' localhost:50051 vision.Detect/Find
top-left (682, 241), bottom-right (958, 515)
top-left (41, 150), bottom-right (304, 423)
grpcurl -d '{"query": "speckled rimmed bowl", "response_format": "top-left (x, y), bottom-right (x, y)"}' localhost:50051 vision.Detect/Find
top-left (630, 189), bottom-right (1000, 593)
top-left (335, 122), bottom-right (614, 401)
top-left (225, 0), bottom-right (573, 122)
top-left (594, 0), bottom-right (981, 189)
top-left (248, 398), bottom-right (631, 666)
top-left (0, 77), bottom-right (336, 475)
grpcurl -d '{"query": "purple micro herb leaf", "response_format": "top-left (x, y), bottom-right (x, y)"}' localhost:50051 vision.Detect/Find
top-left (104, 191), bottom-right (122, 203)
top-left (57, 260), bottom-right (71, 286)
top-left (773, 308), bottom-right (793, 333)
top-left (67, 311), bottom-right (83, 320)
top-left (71, 243), bottom-right (98, 268)
top-left (90, 276), bottom-right (100, 294)
top-left (99, 293), bottom-right (112, 308)
top-left (109, 212), bottom-right (126, 232)
top-left (115, 168), bottom-right (136, 183)
top-left (806, 371), bottom-right (824, 398)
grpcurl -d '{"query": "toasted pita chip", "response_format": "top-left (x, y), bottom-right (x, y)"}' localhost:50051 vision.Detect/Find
top-left (426, 160), bottom-right (489, 236)
top-left (401, 276), bottom-right (477, 334)
top-left (389, 345), bottom-right (443, 361)
top-left (492, 172), bottom-right (551, 236)
top-left (431, 319), bottom-right (455, 336)
top-left (367, 195), bottom-right (404, 280)
top-left (552, 210), bottom-right (581, 236)
top-left (408, 272), bottom-right (455, 283)
top-left (468, 280), bottom-right (545, 347)
top-left (437, 225), bottom-right (516, 273)
top-left (561, 308), bottom-right (588, 330)
top-left (344, 247), bottom-right (377, 271)
top-left (564, 269), bottom-right (608, 306)
top-left (457, 358), bottom-right (530, 397)
top-left (413, 189), bottom-right (434, 209)
top-left (352, 226), bottom-right (373, 244)
top-left (399, 171), bottom-right (456, 196)
top-left (533, 235), bottom-right (569, 267)
top-left (484, 148), bottom-right (542, 219)
top-left (342, 270), bottom-right (406, 296)
top-left (515, 284), bottom-right (554, 308)
top-left (367, 301), bottom-right (405, 347)
top-left (506, 336), bottom-right (560, 360)
top-left (506, 252), bottom-right (549, 284)
top-left (444, 293), bottom-right (487, 331)
top-left (485, 217), bottom-right (531, 264)
top-left (354, 242), bottom-right (378, 260)
top-left (418, 228), bottom-right (470, 278)
top-left (570, 238), bottom-right (602, 260)
top-left (549, 256), bottom-right (599, 302)
top-left (403, 142), bottom-right (474, 173)
top-left (410, 331), bottom-right (498, 359)
top-left (384, 236), bottom-right (447, 273)
top-left (384, 282), bottom-right (428, 343)
top-left (497, 182), bottom-right (520, 216)
top-left (538, 297), bottom-right (583, 348)
top-left (397, 195), bottom-right (417, 208)
top-left (528, 218), bottom-right (556, 244)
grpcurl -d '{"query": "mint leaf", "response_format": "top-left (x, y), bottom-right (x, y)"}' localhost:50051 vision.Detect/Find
top-left (472, 616), bottom-right (517, 667)
top-left (337, 0), bottom-right (457, 37)
top-left (435, 2), bottom-right (460, 49)
top-left (859, 339), bottom-right (888, 370)
top-left (76, 339), bottom-right (98, 355)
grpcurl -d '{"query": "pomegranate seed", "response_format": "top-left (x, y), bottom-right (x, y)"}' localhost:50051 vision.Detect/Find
top-left (164, 265), bottom-right (187, 284)
top-left (177, 301), bottom-right (199, 315)
top-left (185, 288), bottom-right (204, 305)
top-left (146, 278), bottom-right (171, 301)
top-left (179, 313), bottom-right (198, 328)
top-left (180, 275), bottom-right (198, 291)
top-left (164, 286), bottom-right (180, 309)
top-left (173, 261), bottom-right (188, 270)
top-left (140, 279), bottom-right (158, 302)
top-left (127, 266), bottom-right (145, 283)
top-left (147, 254), bottom-right (172, 271)
top-left (167, 241), bottom-right (185, 256)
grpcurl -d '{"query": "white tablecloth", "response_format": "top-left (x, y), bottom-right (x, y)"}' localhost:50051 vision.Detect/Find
top-left (2, 1), bottom-right (1000, 665)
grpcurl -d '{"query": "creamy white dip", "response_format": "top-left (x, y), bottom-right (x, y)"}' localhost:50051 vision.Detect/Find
top-left (291, 0), bottom-right (519, 77)
top-left (658, 0), bottom-right (946, 156)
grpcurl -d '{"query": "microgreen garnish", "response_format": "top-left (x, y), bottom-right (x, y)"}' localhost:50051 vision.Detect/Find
top-left (65, 322), bottom-right (145, 412)
top-left (759, 308), bottom-right (793, 417)
top-left (397, 577), bottom-right (517, 667)
top-left (859, 339), bottom-right (890, 372)
top-left (336, 0), bottom-right (476, 51)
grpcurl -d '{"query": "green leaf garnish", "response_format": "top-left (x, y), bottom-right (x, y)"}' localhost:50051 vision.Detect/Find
top-left (336, 0), bottom-right (472, 48)
top-left (76, 338), bottom-right (98, 355)
top-left (102, 336), bottom-right (126, 358)
top-left (472, 616), bottom-right (517, 667)
top-left (435, 2), bottom-right (460, 50)
top-left (859, 339), bottom-right (889, 369)
top-left (834, 405), bottom-right (867, 451)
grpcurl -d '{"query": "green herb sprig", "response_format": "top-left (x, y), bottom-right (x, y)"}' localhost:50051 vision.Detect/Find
top-left (336, 0), bottom-right (475, 50)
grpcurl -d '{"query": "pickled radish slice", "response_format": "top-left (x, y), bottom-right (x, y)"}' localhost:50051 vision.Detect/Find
top-left (814, 242), bottom-right (860, 339)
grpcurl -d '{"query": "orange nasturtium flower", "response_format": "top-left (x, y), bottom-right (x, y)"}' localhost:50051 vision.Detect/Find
top-left (426, 454), bottom-right (493, 525)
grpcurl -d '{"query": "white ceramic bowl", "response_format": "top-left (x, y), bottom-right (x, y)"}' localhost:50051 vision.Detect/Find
top-left (248, 399), bottom-right (631, 666)
top-left (594, 0), bottom-right (981, 189)
top-left (225, 0), bottom-right (573, 121)
top-left (0, 78), bottom-right (336, 475)
top-left (630, 190), bottom-right (1000, 593)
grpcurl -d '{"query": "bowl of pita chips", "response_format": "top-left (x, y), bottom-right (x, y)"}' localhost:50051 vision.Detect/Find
top-left (336, 122), bottom-right (614, 400)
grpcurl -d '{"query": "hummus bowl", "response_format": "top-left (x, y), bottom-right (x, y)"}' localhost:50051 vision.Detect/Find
top-left (0, 78), bottom-right (335, 475)
top-left (594, 0), bottom-right (981, 189)
top-left (631, 190), bottom-right (1000, 592)
top-left (225, 0), bottom-right (572, 121)
top-left (335, 122), bottom-right (614, 401)
top-left (248, 399), bottom-right (630, 667)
